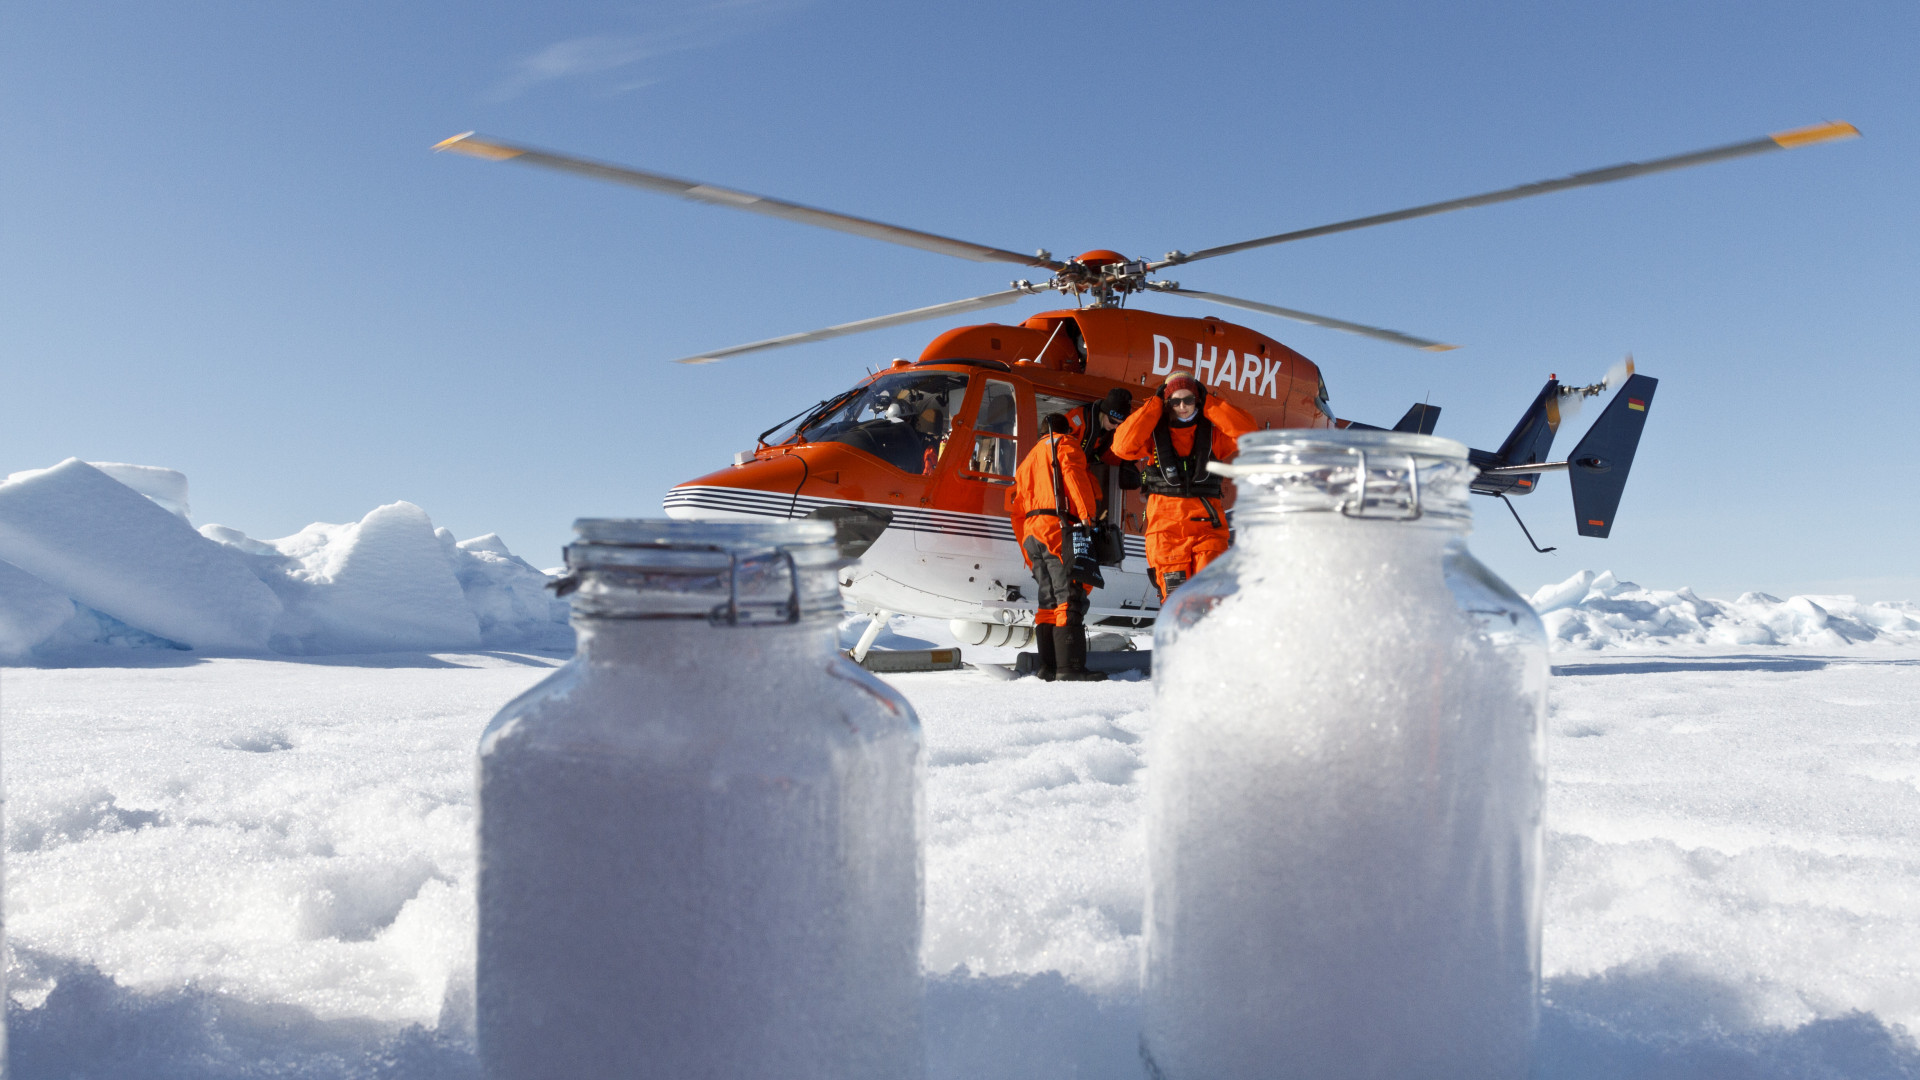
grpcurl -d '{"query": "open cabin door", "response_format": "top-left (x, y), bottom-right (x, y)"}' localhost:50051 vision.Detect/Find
top-left (914, 375), bottom-right (1020, 556)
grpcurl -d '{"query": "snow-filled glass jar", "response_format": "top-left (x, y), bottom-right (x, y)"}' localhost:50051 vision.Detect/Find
top-left (1142, 430), bottom-right (1547, 1080)
top-left (477, 519), bottom-right (923, 1080)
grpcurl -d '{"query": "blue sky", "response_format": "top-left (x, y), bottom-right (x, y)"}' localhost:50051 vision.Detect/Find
top-left (4, 1), bottom-right (1915, 599)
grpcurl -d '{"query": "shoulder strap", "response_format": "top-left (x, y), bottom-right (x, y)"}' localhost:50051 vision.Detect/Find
top-left (1049, 434), bottom-right (1077, 525)
top-left (1151, 413), bottom-right (1178, 472)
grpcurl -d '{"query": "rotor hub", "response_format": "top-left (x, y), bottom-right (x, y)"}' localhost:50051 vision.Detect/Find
top-left (1030, 248), bottom-right (1157, 307)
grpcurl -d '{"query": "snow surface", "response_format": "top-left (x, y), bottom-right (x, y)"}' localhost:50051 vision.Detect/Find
top-left (0, 460), bottom-right (569, 661)
top-left (4, 623), bottom-right (1919, 1078)
top-left (4, 462), bottom-right (1920, 1075)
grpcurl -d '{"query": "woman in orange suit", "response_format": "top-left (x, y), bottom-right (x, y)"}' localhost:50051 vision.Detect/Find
top-left (1110, 371), bottom-right (1258, 600)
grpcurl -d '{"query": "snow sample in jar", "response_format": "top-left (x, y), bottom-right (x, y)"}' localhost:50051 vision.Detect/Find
top-left (477, 519), bottom-right (922, 1080)
top-left (1142, 429), bottom-right (1547, 1080)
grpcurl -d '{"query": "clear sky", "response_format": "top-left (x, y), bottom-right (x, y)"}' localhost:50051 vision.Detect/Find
top-left (5, 1), bottom-right (1915, 600)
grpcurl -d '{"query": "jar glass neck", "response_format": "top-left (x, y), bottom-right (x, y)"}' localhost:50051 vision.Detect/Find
top-left (572, 615), bottom-right (833, 659)
top-left (567, 549), bottom-right (841, 624)
top-left (1219, 430), bottom-right (1474, 528)
top-left (561, 519), bottom-right (843, 626)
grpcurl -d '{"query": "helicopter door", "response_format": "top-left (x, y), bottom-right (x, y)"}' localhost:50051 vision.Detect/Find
top-left (914, 377), bottom-right (1020, 559)
top-left (965, 379), bottom-right (1020, 480)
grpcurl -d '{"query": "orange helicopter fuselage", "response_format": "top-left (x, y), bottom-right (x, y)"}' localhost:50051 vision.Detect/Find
top-left (666, 306), bottom-right (1332, 625)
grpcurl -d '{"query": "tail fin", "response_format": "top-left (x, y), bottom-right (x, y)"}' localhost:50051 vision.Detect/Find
top-left (1495, 378), bottom-right (1563, 468)
top-left (1468, 377), bottom-right (1562, 495)
top-left (1392, 403), bottom-right (1442, 435)
top-left (1568, 374), bottom-right (1658, 538)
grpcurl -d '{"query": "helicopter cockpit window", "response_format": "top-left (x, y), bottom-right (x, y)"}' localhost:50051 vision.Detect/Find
top-left (788, 371), bottom-right (969, 475)
top-left (968, 379), bottom-right (1019, 478)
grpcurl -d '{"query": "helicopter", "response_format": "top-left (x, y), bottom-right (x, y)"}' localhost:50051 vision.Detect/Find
top-left (437, 121), bottom-right (1857, 652)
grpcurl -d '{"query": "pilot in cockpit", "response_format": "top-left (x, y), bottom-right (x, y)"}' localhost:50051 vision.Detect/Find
top-left (887, 390), bottom-right (949, 474)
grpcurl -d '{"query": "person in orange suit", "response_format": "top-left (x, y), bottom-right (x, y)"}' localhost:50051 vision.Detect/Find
top-left (1111, 371), bottom-right (1258, 600)
top-left (1009, 411), bottom-right (1105, 681)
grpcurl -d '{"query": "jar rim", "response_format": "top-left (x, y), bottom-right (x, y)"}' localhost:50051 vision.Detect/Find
top-left (1217, 428), bottom-right (1475, 524)
top-left (1234, 429), bottom-right (1468, 461)
top-left (572, 518), bottom-right (836, 549)
top-left (563, 518), bottom-right (844, 624)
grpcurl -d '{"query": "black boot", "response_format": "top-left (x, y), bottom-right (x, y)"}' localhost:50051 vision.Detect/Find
top-left (1033, 624), bottom-right (1058, 681)
top-left (1055, 623), bottom-right (1107, 682)
top-left (1160, 571), bottom-right (1188, 601)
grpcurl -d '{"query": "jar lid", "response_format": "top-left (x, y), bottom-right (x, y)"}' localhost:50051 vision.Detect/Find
top-left (562, 518), bottom-right (842, 624)
top-left (1212, 429), bottom-right (1475, 522)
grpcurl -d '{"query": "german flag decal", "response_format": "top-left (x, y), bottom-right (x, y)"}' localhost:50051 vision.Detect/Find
top-left (1628, 398), bottom-right (1647, 412)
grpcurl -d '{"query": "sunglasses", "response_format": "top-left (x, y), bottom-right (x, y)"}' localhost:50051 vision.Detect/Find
top-left (1167, 394), bottom-right (1199, 407)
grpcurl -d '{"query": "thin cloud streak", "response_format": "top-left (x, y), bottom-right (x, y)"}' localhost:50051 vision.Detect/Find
top-left (490, 0), bottom-right (805, 101)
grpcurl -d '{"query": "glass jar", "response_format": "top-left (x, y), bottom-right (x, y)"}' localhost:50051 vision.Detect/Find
top-left (1142, 430), bottom-right (1546, 1080)
top-left (477, 519), bottom-right (923, 1080)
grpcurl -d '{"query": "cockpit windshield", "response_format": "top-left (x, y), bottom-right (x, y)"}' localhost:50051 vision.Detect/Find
top-left (763, 371), bottom-right (971, 475)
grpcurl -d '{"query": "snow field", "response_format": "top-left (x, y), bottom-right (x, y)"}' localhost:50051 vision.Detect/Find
top-left (1, 656), bottom-right (551, 1033)
top-left (910, 675), bottom-right (1150, 993)
top-left (6, 637), bottom-right (1920, 1077)
top-left (1543, 652), bottom-right (1920, 1032)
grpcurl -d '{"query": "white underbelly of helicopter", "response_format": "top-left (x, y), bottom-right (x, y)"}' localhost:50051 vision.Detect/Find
top-left (663, 485), bottom-right (1160, 625)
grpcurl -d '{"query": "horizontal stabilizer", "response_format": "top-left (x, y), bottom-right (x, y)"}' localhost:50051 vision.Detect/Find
top-left (1569, 374), bottom-right (1658, 538)
top-left (1393, 403), bottom-right (1442, 435)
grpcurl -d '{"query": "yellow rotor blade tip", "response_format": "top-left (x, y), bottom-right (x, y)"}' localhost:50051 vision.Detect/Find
top-left (1770, 121), bottom-right (1860, 149)
top-left (432, 132), bottom-right (525, 161)
top-left (1421, 343), bottom-right (1460, 353)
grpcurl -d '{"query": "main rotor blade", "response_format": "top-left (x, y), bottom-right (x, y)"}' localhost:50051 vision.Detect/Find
top-left (436, 133), bottom-right (1062, 271)
top-left (672, 288), bottom-right (1035, 364)
top-left (1159, 287), bottom-right (1456, 351)
top-left (1158, 121), bottom-right (1860, 268)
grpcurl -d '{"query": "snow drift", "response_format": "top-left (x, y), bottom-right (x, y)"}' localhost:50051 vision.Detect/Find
top-left (1530, 570), bottom-right (1920, 650)
top-left (0, 460), bottom-right (282, 653)
top-left (0, 459), bottom-right (569, 660)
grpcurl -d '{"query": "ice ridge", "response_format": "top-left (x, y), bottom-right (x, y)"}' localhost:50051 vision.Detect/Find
top-left (1530, 569), bottom-right (1920, 650)
top-left (0, 459), bottom-right (571, 661)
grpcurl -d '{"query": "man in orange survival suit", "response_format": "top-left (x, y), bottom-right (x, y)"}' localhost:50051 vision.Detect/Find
top-left (1111, 371), bottom-right (1258, 600)
top-left (1008, 412), bottom-right (1106, 682)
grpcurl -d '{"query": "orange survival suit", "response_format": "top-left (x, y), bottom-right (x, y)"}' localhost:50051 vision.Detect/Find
top-left (1008, 422), bottom-right (1104, 680)
top-left (1111, 375), bottom-right (1258, 600)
